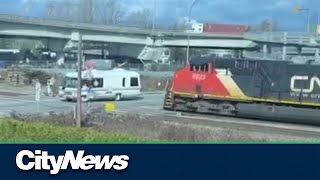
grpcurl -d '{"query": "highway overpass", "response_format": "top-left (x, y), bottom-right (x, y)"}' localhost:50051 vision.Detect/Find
top-left (0, 15), bottom-right (319, 48)
top-left (0, 15), bottom-right (258, 49)
top-left (1, 15), bottom-right (320, 62)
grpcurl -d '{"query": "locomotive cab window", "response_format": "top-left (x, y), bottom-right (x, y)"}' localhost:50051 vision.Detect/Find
top-left (190, 63), bottom-right (209, 72)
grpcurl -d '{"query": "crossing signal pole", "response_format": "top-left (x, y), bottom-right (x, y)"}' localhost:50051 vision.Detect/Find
top-left (76, 33), bottom-right (83, 128)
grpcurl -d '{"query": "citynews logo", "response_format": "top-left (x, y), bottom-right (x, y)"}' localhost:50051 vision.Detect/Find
top-left (16, 150), bottom-right (129, 175)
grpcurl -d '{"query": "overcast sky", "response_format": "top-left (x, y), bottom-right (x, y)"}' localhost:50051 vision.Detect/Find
top-left (1, 0), bottom-right (319, 31)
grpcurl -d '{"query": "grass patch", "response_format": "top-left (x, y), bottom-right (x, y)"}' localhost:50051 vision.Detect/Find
top-left (0, 119), bottom-right (146, 143)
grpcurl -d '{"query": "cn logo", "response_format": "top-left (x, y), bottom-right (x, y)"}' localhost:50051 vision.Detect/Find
top-left (290, 76), bottom-right (320, 93)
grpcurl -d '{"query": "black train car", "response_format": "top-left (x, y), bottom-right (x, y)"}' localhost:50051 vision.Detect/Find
top-left (164, 57), bottom-right (320, 125)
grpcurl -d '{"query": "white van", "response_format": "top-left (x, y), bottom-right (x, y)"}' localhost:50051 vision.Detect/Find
top-left (60, 68), bottom-right (142, 101)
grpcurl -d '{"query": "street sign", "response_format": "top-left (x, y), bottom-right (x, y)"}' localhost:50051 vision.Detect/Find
top-left (104, 103), bottom-right (116, 113)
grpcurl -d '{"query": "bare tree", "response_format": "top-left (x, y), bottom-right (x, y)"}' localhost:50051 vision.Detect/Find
top-left (22, 1), bottom-right (32, 16)
top-left (256, 19), bottom-right (281, 32)
top-left (79, 0), bottom-right (94, 23)
top-left (170, 17), bottom-right (191, 31)
top-left (45, 0), bottom-right (123, 24)
top-left (127, 8), bottom-right (153, 28)
top-left (46, 0), bottom-right (80, 22)
top-left (94, 0), bottom-right (123, 25)
top-left (271, 21), bottom-right (280, 31)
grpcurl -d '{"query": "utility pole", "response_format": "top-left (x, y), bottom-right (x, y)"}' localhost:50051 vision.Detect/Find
top-left (307, 9), bottom-right (311, 34)
top-left (186, 0), bottom-right (200, 64)
top-left (317, 13), bottom-right (320, 36)
top-left (76, 33), bottom-right (83, 128)
top-left (294, 6), bottom-right (311, 34)
top-left (152, 0), bottom-right (157, 34)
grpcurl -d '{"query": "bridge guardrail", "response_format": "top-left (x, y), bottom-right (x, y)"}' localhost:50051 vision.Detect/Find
top-left (0, 14), bottom-right (247, 38)
top-left (243, 51), bottom-right (317, 62)
top-left (244, 32), bottom-right (317, 45)
top-left (243, 51), bottom-right (284, 60)
top-left (1, 14), bottom-right (320, 47)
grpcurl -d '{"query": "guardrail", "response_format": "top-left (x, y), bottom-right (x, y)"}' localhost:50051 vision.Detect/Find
top-left (243, 51), bottom-right (284, 60)
top-left (1, 14), bottom-right (320, 48)
top-left (2, 14), bottom-right (319, 42)
top-left (242, 51), bottom-right (318, 62)
top-left (244, 32), bottom-right (317, 45)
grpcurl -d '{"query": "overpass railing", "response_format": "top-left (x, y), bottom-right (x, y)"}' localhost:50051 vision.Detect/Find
top-left (244, 32), bottom-right (317, 45)
top-left (242, 51), bottom-right (284, 60)
top-left (2, 14), bottom-right (320, 48)
top-left (0, 14), bottom-right (243, 37)
top-left (243, 51), bottom-right (318, 61)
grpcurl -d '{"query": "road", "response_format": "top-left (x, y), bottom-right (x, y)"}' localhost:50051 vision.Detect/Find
top-left (0, 91), bottom-right (166, 116)
top-left (2, 89), bottom-right (320, 139)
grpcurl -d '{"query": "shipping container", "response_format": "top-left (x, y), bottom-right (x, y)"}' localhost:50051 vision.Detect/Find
top-left (203, 24), bottom-right (249, 34)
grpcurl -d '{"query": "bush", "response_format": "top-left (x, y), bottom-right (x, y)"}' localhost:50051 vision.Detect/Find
top-left (8, 107), bottom-right (316, 143)
top-left (23, 70), bottom-right (51, 85)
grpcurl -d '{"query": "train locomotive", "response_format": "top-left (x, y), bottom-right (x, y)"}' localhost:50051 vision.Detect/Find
top-left (163, 57), bottom-right (320, 125)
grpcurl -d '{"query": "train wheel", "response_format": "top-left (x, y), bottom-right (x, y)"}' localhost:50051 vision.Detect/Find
top-left (217, 102), bottom-right (237, 116)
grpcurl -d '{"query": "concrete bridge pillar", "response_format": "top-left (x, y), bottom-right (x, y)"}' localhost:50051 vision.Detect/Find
top-left (282, 46), bottom-right (287, 60)
top-left (297, 47), bottom-right (302, 55)
top-left (262, 44), bottom-right (267, 59)
top-left (315, 48), bottom-right (319, 61)
top-left (146, 36), bottom-right (162, 46)
top-left (282, 32), bottom-right (287, 60)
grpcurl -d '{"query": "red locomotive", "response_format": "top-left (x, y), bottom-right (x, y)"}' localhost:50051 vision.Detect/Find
top-left (163, 57), bottom-right (320, 124)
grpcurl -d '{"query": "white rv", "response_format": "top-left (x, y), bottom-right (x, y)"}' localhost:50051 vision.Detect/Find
top-left (60, 68), bottom-right (141, 101)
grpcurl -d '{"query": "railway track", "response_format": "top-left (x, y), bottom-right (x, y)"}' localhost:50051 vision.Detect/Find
top-left (117, 109), bottom-right (320, 139)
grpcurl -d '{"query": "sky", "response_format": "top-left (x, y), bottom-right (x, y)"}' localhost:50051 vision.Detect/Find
top-left (0, 0), bottom-right (319, 31)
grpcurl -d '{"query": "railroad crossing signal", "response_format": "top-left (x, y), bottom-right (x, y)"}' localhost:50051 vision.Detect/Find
top-left (35, 81), bottom-right (41, 102)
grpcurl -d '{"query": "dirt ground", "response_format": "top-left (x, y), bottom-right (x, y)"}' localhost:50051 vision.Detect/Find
top-left (9, 110), bottom-right (320, 143)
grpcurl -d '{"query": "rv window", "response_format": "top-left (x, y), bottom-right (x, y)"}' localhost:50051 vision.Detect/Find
top-left (130, 77), bottom-right (139, 87)
top-left (122, 78), bottom-right (126, 87)
top-left (64, 77), bottom-right (77, 88)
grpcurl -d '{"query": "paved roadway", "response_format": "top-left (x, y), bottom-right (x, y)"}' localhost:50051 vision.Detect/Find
top-left (2, 88), bottom-right (320, 139)
top-left (0, 91), bottom-right (167, 116)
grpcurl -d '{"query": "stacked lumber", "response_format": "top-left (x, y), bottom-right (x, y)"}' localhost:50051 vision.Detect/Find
top-left (5, 69), bottom-right (28, 86)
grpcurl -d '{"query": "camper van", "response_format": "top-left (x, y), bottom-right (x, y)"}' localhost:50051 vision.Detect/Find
top-left (60, 68), bottom-right (141, 101)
